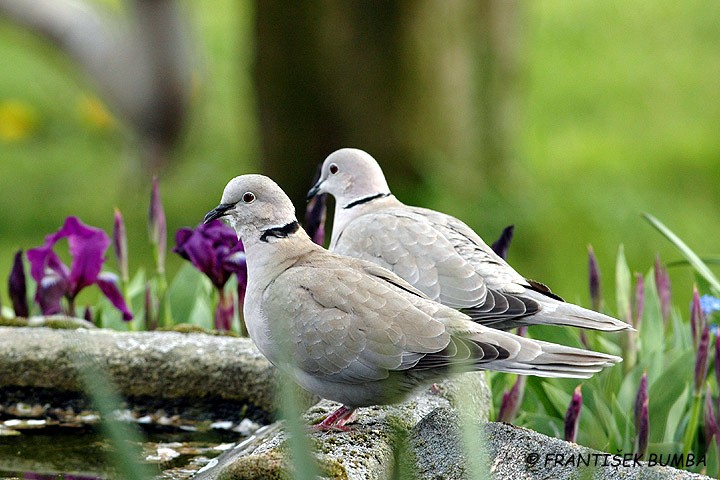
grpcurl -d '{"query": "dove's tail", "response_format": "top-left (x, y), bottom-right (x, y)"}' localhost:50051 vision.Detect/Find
top-left (466, 326), bottom-right (621, 379)
top-left (524, 289), bottom-right (634, 332)
top-left (462, 288), bottom-right (633, 332)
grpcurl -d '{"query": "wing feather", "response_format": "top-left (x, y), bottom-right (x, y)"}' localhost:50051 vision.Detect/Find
top-left (263, 262), bottom-right (451, 384)
top-left (333, 209), bottom-right (543, 329)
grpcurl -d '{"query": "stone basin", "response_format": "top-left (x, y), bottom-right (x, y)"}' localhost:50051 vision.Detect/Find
top-left (0, 325), bottom-right (711, 480)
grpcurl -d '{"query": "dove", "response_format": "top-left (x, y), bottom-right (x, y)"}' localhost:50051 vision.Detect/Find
top-left (205, 174), bottom-right (621, 430)
top-left (307, 148), bottom-right (631, 332)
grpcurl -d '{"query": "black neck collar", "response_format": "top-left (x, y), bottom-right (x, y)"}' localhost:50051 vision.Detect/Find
top-left (343, 192), bottom-right (390, 209)
top-left (260, 221), bottom-right (300, 242)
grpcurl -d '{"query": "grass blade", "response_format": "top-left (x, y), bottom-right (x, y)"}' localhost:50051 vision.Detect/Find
top-left (72, 343), bottom-right (155, 480)
top-left (642, 213), bottom-right (720, 292)
top-left (615, 244), bottom-right (632, 323)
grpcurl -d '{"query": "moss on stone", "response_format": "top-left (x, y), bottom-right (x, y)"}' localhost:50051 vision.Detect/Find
top-left (164, 323), bottom-right (212, 334)
top-left (317, 458), bottom-right (349, 479)
top-left (219, 451), bottom-right (290, 480)
top-left (0, 316), bottom-right (95, 329)
top-left (162, 323), bottom-right (239, 337)
top-left (0, 317), bottom-right (28, 327)
top-left (219, 450), bottom-right (348, 480)
top-left (43, 318), bottom-right (90, 329)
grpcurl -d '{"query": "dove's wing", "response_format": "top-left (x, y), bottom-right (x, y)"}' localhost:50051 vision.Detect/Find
top-left (262, 258), bottom-right (451, 384)
top-left (407, 206), bottom-right (531, 291)
top-left (263, 249), bottom-right (619, 389)
top-left (410, 206), bottom-right (631, 331)
top-left (332, 208), bottom-right (540, 328)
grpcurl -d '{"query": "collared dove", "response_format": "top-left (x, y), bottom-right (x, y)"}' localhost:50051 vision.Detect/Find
top-left (205, 174), bottom-right (621, 429)
top-left (307, 148), bottom-right (631, 332)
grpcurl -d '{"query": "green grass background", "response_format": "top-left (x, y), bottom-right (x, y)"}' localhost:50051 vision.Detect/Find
top-left (1, 0), bottom-right (719, 315)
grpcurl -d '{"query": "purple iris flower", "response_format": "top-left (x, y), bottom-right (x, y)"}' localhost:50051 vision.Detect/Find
top-left (305, 192), bottom-right (327, 246)
top-left (491, 225), bottom-right (514, 261)
top-left (26, 216), bottom-right (133, 321)
top-left (173, 220), bottom-right (247, 331)
top-left (634, 371), bottom-right (648, 434)
top-left (497, 375), bottom-right (526, 423)
top-left (654, 255), bottom-right (671, 324)
top-left (564, 385), bottom-right (583, 443)
top-left (148, 175), bottom-right (167, 275)
top-left (587, 245), bottom-right (602, 312)
top-left (695, 324), bottom-right (710, 395)
top-left (691, 287), bottom-right (705, 350)
top-left (9, 249), bottom-right (29, 317)
top-left (113, 208), bottom-right (129, 283)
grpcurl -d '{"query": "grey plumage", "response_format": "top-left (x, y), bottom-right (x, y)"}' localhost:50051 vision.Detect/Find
top-left (307, 148), bottom-right (632, 333)
top-left (206, 174), bottom-right (621, 429)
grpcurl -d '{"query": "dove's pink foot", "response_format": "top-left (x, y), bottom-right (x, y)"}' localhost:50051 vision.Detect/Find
top-left (313, 405), bottom-right (356, 431)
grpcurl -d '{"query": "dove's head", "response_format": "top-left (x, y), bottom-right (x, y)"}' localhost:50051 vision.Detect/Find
top-left (307, 148), bottom-right (391, 207)
top-left (204, 174), bottom-right (298, 242)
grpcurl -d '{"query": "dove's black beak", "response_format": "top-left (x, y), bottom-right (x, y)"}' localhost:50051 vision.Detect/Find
top-left (307, 182), bottom-right (322, 201)
top-left (203, 203), bottom-right (234, 224)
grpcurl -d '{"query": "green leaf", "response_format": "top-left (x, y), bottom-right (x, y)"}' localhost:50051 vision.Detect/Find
top-left (167, 263), bottom-right (213, 326)
top-left (540, 381), bottom-right (574, 419)
top-left (639, 269), bottom-right (665, 360)
top-left (187, 294), bottom-right (213, 330)
top-left (125, 267), bottom-right (147, 301)
top-left (526, 324), bottom-right (584, 350)
top-left (125, 268), bottom-right (147, 330)
top-left (615, 365), bottom-right (645, 415)
top-left (666, 256), bottom-right (720, 269)
top-left (694, 272), bottom-right (713, 296)
top-left (586, 393), bottom-right (620, 449)
top-left (643, 349), bottom-right (693, 443)
top-left (610, 394), bottom-right (633, 452)
top-left (661, 383), bottom-right (691, 444)
top-left (615, 244), bottom-right (632, 323)
top-left (647, 441), bottom-right (684, 457)
top-left (682, 391), bottom-right (703, 457)
top-left (669, 308), bottom-right (692, 352)
top-left (526, 377), bottom-right (563, 419)
top-left (520, 412), bottom-right (563, 439)
top-left (707, 435), bottom-right (719, 478)
top-left (643, 213), bottom-right (720, 292)
top-left (96, 296), bottom-right (130, 331)
top-left (593, 333), bottom-right (623, 357)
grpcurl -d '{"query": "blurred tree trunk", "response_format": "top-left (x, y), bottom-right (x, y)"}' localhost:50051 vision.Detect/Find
top-left (253, 0), bottom-right (521, 212)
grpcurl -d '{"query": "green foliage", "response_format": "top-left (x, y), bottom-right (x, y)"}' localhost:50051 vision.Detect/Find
top-left (644, 213), bottom-right (720, 293)
top-left (167, 262), bottom-right (214, 329)
top-left (494, 217), bottom-right (720, 474)
top-left (615, 245), bottom-right (632, 325)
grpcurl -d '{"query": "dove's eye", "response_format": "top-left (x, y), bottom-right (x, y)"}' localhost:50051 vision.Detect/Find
top-left (329, 163), bottom-right (339, 175)
top-left (242, 192), bottom-right (256, 204)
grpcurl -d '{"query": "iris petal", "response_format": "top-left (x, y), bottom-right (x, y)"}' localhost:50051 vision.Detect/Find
top-left (63, 217), bottom-right (110, 295)
top-left (97, 272), bottom-right (134, 321)
top-left (37, 273), bottom-right (67, 316)
top-left (27, 216), bottom-right (108, 297)
top-left (27, 216), bottom-right (133, 320)
top-left (174, 220), bottom-right (246, 290)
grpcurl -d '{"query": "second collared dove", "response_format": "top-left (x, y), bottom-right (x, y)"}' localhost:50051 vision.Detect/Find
top-left (205, 174), bottom-right (621, 429)
top-left (307, 148), bottom-right (631, 332)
